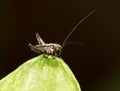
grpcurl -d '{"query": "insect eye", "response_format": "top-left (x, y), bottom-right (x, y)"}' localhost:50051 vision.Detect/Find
top-left (57, 47), bottom-right (61, 50)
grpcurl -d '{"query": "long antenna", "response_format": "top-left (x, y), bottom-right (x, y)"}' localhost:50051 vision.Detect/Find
top-left (61, 10), bottom-right (95, 48)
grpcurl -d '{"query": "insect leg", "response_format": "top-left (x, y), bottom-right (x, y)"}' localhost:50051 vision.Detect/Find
top-left (43, 54), bottom-right (48, 58)
top-left (28, 43), bottom-right (42, 54)
top-left (36, 33), bottom-right (45, 45)
top-left (52, 55), bottom-right (55, 59)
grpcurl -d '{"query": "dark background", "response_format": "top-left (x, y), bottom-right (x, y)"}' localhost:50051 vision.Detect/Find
top-left (0, 0), bottom-right (120, 91)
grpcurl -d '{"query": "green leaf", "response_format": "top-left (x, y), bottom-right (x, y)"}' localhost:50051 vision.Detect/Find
top-left (0, 55), bottom-right (81, 91)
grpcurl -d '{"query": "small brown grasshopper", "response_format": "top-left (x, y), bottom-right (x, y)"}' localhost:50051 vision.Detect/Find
top-left (29, 33), bottom-right (62, 57)
top-left (29, 10), bottom-right (95, 57)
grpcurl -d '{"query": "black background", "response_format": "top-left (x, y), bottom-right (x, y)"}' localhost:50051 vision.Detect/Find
top-left (0, 0), bottom-right (120, 91)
